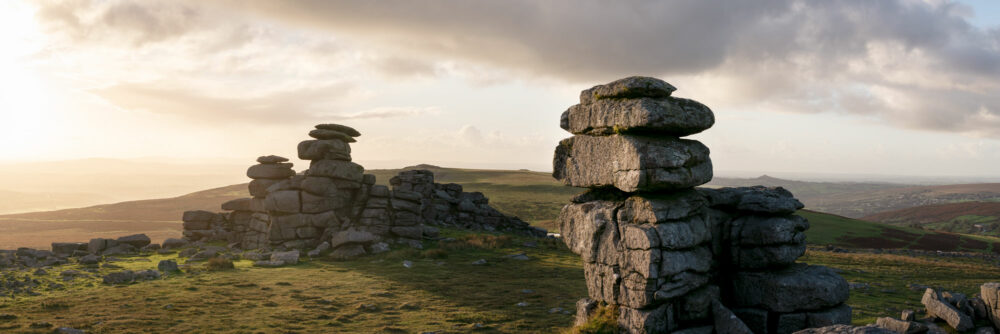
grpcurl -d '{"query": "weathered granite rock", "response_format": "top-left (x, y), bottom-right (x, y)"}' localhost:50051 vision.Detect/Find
top-left (794, 325), bottom-right (894, 334)
top-left (579, 76), bottom-right (676, 104)
top-left (162, 238), bottom-right (188, 249)
top-left (308, 129), bottom-right (357, 142)
top-left (307, 160), bottom-right (364, 182)
top-left (923, 288), bottom-right (973, 331)
top-left (51, 242), bottom-right (86, 256)
top-left (618, 303), bottom-right (674, 334)
top-left (575, 298), bottom-right (599, 327)
top-left (559, 200), bottom-right (622, 264)
top-left (257, 155), bottom-right (289, 164)
top-left (808, 304), bottom-right (853, 328)
top-left (298, 139), bottom-right (352, 161)
top-left (732, 264), bottom-right (849, 312)
top-left (247, 163), bottom-right (295, 179)
top-left (116, 234), bottom-right (151, 248)
top-left (553, 134), bottom-right (712, 192)
top-left (157, 260), bottom-right (180, 273)
top-left (875, 317), bottom-right (928, 334)
top-left (713, 300), bottom-right (753, 334)
top-left (700, 186), bottom-right (804, 215)
top-left (329, 244), bottom-right (367, 260)
top-left (221, 198), bottom-right (252, 211)
top-left (315, 123), bottom-right (361, 136)
top-left (270, 250), bottom-right (300, 265)
top-left (563, 96), bottom-right (714, 137)
top-left (983, 283), bottom-right (1000, 328)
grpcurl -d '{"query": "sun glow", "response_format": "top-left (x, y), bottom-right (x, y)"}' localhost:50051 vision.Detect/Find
top-left (0, 1), bottom-right (51, 160)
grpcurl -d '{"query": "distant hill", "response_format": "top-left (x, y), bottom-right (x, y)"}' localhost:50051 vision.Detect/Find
top-left (862, 201), bottom-right (1000, 236)
top-left (801, 210), bottom-right (1000, 253)
top-left (0, 189), bottom-right (115, 214)
top-left (712, 176), bottom-right (1000, 218)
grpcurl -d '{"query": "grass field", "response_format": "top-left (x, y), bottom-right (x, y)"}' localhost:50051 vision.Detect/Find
top-left (801, 210), bottom-right (1000, 253)
top-left (3, 228), bottom-right (1000, 333)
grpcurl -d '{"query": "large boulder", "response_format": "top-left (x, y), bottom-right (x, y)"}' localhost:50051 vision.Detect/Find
top-left (221, 198), bottom-right (252, 211)
top-left (553, 134), bottom-right (712, 192)
top-left (982, 283), bottom-right (1000, 329)
top-left (700, 186), bottom-right (804, 215)
top-left (732, 264), bottom-right (849, 313)
top-left (315, 123), bottom-right (361, 137)
top-left (328, 229), bottom-right (377, 249)
top-left (270, 250), bottom-right (300, 265)
top-left (923, 288), bottom-right (973, 331)
top-left (298, 139), bottom-right (352, 161)
top-left (162, 238), bottom-right (188, 249)
top-left (116, 234), bottom-right (151, 248)
top-left (562, 96), bottom-right (714, 137)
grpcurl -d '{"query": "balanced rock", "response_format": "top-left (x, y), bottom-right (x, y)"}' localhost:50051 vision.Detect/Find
top-left (579, 76), bottom-right (676, 104)
top-left (562, 96), bottom-right (714, 137)
top-left (315, 123), bottom-right (361, 137)
top-left (256, 155), bottom-right (289, 164)
top-left (553, 134), bottom-right (712, 192)
top-left (307, 160), bottom-right (364, 182)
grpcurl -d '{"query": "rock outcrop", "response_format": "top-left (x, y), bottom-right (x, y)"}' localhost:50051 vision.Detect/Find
top-left (557, 76), bottom-right (850, 333)
top-left (179, 124), bottom-right (544, 258)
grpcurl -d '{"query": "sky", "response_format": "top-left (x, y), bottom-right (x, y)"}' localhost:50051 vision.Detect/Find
top-left (1, 0), bottom-right (999, 178)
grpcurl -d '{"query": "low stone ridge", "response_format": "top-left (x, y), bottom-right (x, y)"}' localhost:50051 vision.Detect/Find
top-left (558, 77), bottom-right (850, 333)
top-left (173, 123), bottom-right (545, 260)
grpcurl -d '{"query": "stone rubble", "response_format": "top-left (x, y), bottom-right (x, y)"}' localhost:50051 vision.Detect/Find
top-left (557, 76), bottom-right (850, 333)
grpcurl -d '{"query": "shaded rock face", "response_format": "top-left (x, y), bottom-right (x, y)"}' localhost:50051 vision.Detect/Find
top-left (179, 124), bottom-right (546, 256)
top-left (557, 77), bottom-right (849, 334)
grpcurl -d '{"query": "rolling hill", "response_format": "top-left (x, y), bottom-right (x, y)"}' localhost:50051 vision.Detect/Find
top-left (801, 210), bottom-right (1000, 253)
top-left (862, 201), bottom-right (1000, 236)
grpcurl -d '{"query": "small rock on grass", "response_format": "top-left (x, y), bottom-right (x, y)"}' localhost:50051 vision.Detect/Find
top-left (403, 260), bottom-right (413, 268)
top-left (471, 259), bottom-right (487, 265)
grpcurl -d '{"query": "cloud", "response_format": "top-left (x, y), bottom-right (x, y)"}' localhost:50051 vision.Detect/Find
top-left (324, 107), bottom-right (440, 120)
top-left (203, 0), bottom-right (1000, 137)
top-left (90, 81), bottom-right (357, 123)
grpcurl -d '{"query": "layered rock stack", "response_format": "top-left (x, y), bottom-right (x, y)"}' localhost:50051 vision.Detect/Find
top-left (182, 123), bottom-right (545, 258)
top-left (555, 77), bottom-right (849, 333)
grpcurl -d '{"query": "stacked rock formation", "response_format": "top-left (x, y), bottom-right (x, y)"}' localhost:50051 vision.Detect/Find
top-left (181, 124), bottom-right (544, 258)
top-left (555, 77), bottom-right (850, 334)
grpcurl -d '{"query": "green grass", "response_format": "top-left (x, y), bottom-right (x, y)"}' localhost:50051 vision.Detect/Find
top-left (799, 250), bottom-right (1000, 326)
top-left (0, 229), bottom-right (585, 333)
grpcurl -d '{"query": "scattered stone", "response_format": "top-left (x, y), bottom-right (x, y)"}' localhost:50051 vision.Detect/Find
top-left (922, 288), bottom-right (973, 331)
top-left (794, 325), bottom-right (895, 334)
top-left (402, 260), bottom-right (413, 268)
top-left (270, 250), bottom-right (300, 266)
top-left (506, 253), bottom-right (530, 261)
top-left (157, 260), bottom-right (180, 273)
top-left (901, 310), bottom-right (916, 322)
top-left (369, 242), bottom-right (391, 254)
top-left (471, 259), bottom-right (487, 265)
top-left (115, 234), bottom-right (151, 248)
top-left (875, 317), bottom-right (928, 334)
top-left (516, 302), bottom-right (529, 307)
top-left (54, 328), bottom-right (85, 334)
top-left (162, 238), bottom-right (188, 249)
top-left (78, 254), bottom-right (100, 265)
top-left (329, 244), bottom-right (367, 260)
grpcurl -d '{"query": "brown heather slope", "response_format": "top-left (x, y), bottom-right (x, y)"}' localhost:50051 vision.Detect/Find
top-left (0, 183), bottom-right (249, 222)
top-left (862, 201), bottom-right (1000, 224)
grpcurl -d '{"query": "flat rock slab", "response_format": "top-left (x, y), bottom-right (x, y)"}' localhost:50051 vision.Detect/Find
top-left (256, 155), bottom-right (289, 164)
top-left (923, 288), bottom-right (974, 331)
top-left (562, 97), bottom-right (714, 137)
top-left (247, 163), bottom-right (295, 179)
top-left (732, 264), bottom-right (849, 313)
top-left (309, 129), bottom-right (357, 142)
top-left (553, 134), bottom-right (712, 192)
top-left (579, 76), bottom-right (676, 104)
top-left (315, 123), bottom-right (361, 137)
